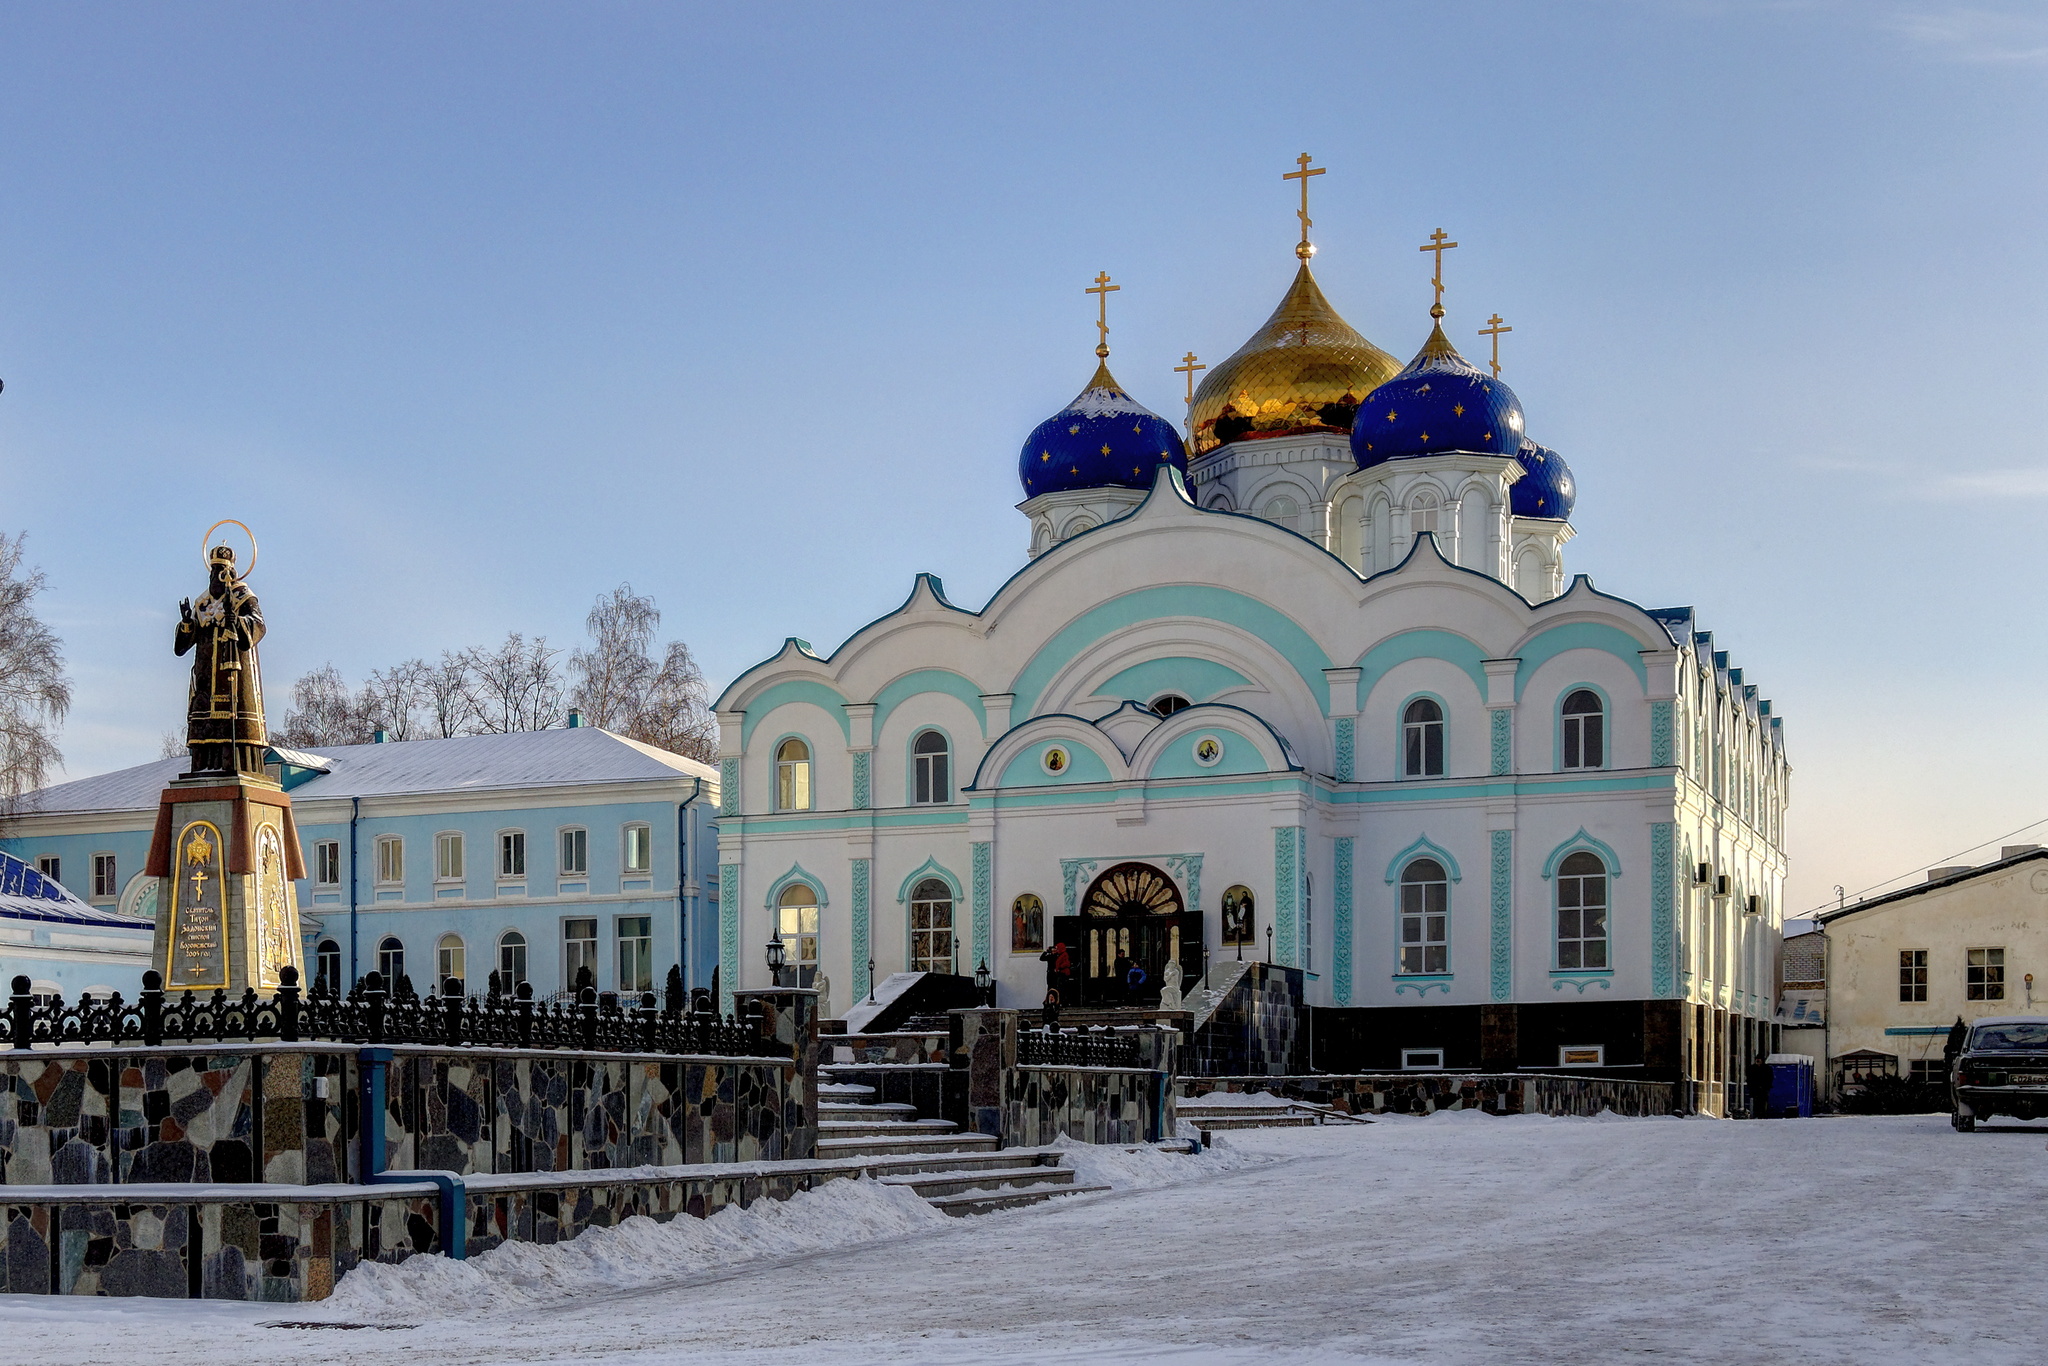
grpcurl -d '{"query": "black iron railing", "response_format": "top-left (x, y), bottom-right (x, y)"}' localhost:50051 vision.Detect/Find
top-left (1018, 1027), bottom-right (1143, 1070)
top-left (3, 970), bottom-right (786, 1059)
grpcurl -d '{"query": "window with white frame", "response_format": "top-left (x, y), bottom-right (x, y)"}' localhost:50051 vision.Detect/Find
top-left (1398, 857), bottom-right (1448, 974)
top-left (1400, 1048), bottom-right (1444, 1071)
top-left (435, 832), bottom-right (464, 882)
top-left (778, 884), bottom-right (821, 986)
top-left (617, 915), bottom-right (653, 994)
top-left (499, 830), bottom-right (526, 879)
top-left (623, 823), bottom-right (652, 874)
top-left (436, 933), bottom-right (465, 986)
top-left (35, 855), bottom-right (58, 882)
top-left (1402, 698), bottom-right (1444, 778)
top-left (910, 878), bottom-right (955, 974)
top-left (1555, 851), bottom-right (1609, 969)
top-left (776, 738), bottom-right (812, 811)
top-left (375, 836), bottom-right (404, 885)
top-left (377, 935), bottom-right (405, 985)
top-left (560, 827), bottom-right (588, 876)
top-left (1261, 494), bottom-right (1300, 533)
top-left (91, 853), bottom-right (118, 899)
top-left (564, 917), bottom-right (598, 992)
top-left (913, 730), bottom-right (951, 804)
top-left (1150, 693), bottom-right (1192, 717)
top-left (1562, 690), bottom-right (1605, 769)
top-left (315, 939), bottom-right (342, 994)
top-left (1408, 490), bottom-right (1440, 536)
top-left (315, 840), bottom-right (341, 886)
top-left (498, 930), bottom-right (528, 987)
top-left (1968, 947), bottom-right (2005, 1002)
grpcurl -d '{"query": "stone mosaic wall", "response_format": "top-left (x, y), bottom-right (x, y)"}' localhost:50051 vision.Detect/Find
top-left (1183, 1072), bottom-right (1677, 1118)
top-left (949, 1009), bottom-right (1176, 1145)
top-left (1185, 962), bottom-right (1305, 1076)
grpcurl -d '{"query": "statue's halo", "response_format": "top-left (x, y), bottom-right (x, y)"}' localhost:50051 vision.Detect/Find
top-left (200, 519), bottom-right (257, 581)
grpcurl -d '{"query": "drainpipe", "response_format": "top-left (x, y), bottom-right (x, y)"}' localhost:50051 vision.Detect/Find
top-left (677, 777), bottom-right (702, 994)
top-left (348, 796), bottom-right (361, 986)
top-left (359, 1044), bottom-right (466, 1259)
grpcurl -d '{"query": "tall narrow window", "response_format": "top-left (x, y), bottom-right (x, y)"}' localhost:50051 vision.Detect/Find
top-left (499, 830), bottom-right (526, 878)
top-left (377, 935), bottom-right (406, 985)
top-left (92, 853), bottom-right (118, 899)
top-left (560, 828), bottom-right (588, 876)
top-left (1403, 699), bottom-right (1445, 778)
top-left (315, 840), bottom-right (341, 886)
top-left (777, 884), bottom-right (821, 987)
top-left (376, 836), bottom-right (404, 885)
top-left (913, 730), bottom-right (951, 804)
top-left (1968, 947), bottom-right (2005, 1002)
top-left (1408, 491), bottom-right (1440, 536)
top-left (910, 878), bottom-right (955, 974)
top-left (1899, 949), bottom-right (1928, 1002)
top-left (435, 832), bottom-right (464, 882)
top-left (436, 933), bottom-right (466, 986)
top-left (564, 917), bottom-right (598, 991)
top-left (1399, 858), bottom-right (1448, 974)
top-left (617, 915), bottom-right (653, 993)
top-left (315, 939), bottom-right (342, 994)
top-left (776, 738), bottom-right (813, 811)
top-left (498, 930), bottom-right (528, 987)
top-left (1562, 690), bottom-right (1605, 769)
top-left (623, 823), bottom-right (652, 874)
top-left (1556, 851), bottom-right (1609, 969)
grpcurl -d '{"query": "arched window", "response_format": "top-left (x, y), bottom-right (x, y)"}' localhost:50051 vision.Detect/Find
top-left (377, 935), bottom-right (405, 986)
top-left (498, 930), bottom-right (528, 986)
top-left (1556, 851), bottom-right (1609, 969)
top-left (1562, 690), bottom-right (1605, 769)
top-left (777, 883), bottom-right (821, 986)
top-left (436, 933), bottom-right (465, 987)
top-left (1399, 858), bottom-right (1448, 974)
top-left (1150, 693), bottom-right (1191, 717)
top-left (912, 730), bottom-right (951, 805)
top-left (1261, 495), bottom-right (1300, 532)
top-left (1403, 698), bottom-right (1445, 778)
top-left (776, 738), bottom-right (812, 811)
top-left (909, 877), bottom-right (955, 974)
top-left (314, 939), bottom-right (342, 995)
top-left (1408, 490), bottom-right (1440, 536)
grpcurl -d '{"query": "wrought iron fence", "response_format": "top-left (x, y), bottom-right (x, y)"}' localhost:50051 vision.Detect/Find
top-left (3, 970), bottom-right (787, 1059)
top-left (1018, 1027), bottom-right (1143, 1070)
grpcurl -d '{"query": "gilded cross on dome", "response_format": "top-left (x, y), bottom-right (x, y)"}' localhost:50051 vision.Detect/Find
top-left (1086, 271), bottom-right (1119, 359)
top-left (1420, 229), bottom-right (1459, 318)
top-left (1174, 352), bottom-right (1206, 435)
top-left (1479, 313), bottom-right (1513, 378)
top-left (1283, 153), bottom-right (1325, 261)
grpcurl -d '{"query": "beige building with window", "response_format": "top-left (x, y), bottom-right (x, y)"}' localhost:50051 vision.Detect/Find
top-left (1817, 846), bottom-right (2048, 1092)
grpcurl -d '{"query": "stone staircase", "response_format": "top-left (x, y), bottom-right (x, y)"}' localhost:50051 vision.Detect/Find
top-left (817, 1079), bottom-right (1110, 1215)
top-left (1178, 1092), bottom-right (1371, 1132)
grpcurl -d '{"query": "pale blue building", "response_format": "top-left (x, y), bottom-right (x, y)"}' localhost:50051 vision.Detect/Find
top-left (2, 724), bottom-right (721, 1000)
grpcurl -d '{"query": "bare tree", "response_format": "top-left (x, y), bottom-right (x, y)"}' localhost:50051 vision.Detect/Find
top-left (360, 658), bottom-right (434, 741)
top-left (425, 652), bottom-right (477, 738)
top-left (635, 639), bottom-right (716, 762)
top-left (274, 663), bottom-right (370, 748)
top-left (158, 732), bottom-right (187, 761)
top-left (571, 585), bottom-right (659, 731)
top-left (0, 533), bottom-right (71, 803)
top-left (464, 633), bottom-right (564, 733)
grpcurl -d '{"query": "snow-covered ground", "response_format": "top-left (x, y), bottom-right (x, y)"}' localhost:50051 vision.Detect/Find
top-left (8, 1113), bottom-right (2045, 1365)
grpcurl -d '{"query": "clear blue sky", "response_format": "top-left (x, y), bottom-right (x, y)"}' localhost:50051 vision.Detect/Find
top-left (4, 2), bottom-right (2045, 914)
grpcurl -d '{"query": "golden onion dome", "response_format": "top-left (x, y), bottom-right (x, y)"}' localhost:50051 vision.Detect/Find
top-left (1187, 263), bottom-right (1400, 456)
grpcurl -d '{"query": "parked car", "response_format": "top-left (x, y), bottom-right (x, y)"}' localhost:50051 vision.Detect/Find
top-left (1951, 1016), bottom-right (2048, 1131)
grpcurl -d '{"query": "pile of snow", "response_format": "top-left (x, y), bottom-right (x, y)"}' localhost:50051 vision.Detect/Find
top-left (322, 1177), bottom-right (948, 1321)
top-left (1181, 1089), bottom-right (1296, 1108)
top-left (1051, 1136), bottom-right (1267, 1192)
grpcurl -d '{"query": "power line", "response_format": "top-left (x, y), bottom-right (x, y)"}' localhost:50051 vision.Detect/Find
top-left (1807, 813), bottom-right (2048, 916)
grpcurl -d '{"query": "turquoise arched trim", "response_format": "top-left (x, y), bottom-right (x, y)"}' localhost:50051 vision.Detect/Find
top-left (1514, 624), bottom-right (1650, 701)
top-left (1552, 681), bottom-right (1613, 773)
top-left (740, 681), bottom-right (852, 749)
top-left (1385, 835), bottom-right (1463, 885)
top-left (896, 856), bottom-right (964, 905)
top-left (1356, 630), bottom-right (1489, 701)
top-left (998, 740), bottom-right (1114, 788)
top-left (1540, 828), bottom-right (1624, 880)
top-left (1095, 657), bottom-right (1252, 707)
top-left (763, 863), bottom-right (829, 911)
top-left (904, 723), bottom-right (959, 806)
top-left (872, 670), bottom-right (988, 739)
top-left (1009, 587), bottom-right (1333, 716)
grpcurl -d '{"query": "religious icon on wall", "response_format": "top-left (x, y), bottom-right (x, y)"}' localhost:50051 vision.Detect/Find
top-left (1043, 746), bottom-right (1068, 774)
top-left (1011, 893), bottom-right (1045, 952)
top-left (1221, 884), bottom-right (1256, 946)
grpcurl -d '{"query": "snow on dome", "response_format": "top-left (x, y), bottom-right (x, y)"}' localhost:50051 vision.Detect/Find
top-left (1351, 322), bottom-right (1526, 470)
top-left (1019, 360), bottom-right (1189, 499)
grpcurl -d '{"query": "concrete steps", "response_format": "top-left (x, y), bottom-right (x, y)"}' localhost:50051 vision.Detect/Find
top-left (818, 1117), bottom-right (963, 1139)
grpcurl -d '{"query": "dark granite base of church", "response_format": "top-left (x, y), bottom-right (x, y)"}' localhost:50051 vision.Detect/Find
top-left (1311, 1000), bottom-right (1687, 1077)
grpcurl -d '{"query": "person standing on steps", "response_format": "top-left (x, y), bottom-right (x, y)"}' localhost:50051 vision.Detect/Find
top-left (1040, 940), bottom-right (1073, 1010)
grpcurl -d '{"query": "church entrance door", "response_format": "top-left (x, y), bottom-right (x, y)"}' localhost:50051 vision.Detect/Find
top-left (1055, 862), bottom-right (1204, 1007)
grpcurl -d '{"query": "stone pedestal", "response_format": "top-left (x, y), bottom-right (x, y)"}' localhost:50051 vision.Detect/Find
top-left (144, 775), bottom-right (306, 993)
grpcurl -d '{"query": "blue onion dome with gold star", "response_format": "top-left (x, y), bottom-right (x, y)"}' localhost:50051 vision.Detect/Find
top-left (1019, 359), bottom-right (1189, 499)
top-left (1511, 439), bottom-right (1576, 520)
top-left (1351, 321), bottom-right (1526, 470)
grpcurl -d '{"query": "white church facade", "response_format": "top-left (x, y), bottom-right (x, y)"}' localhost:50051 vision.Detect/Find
top-left (714, 201), bottom-right (1788, 1110)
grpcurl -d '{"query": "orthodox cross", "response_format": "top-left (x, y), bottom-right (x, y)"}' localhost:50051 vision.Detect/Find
top-left (1174, 351), bottom-right (1206, 433)
top-left (1086, 271), bottom-right (1119, 358)
top-left (1284, 153), bottom-right (1325, 261)
top-left (1419, 228), bottom-right (1459, 317)
top-left (1478, 313), bottom-right (1512, 377)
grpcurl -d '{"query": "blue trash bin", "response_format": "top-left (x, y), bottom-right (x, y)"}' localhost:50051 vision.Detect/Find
top-left (1763, 1054), bottom-right (1814, 1117)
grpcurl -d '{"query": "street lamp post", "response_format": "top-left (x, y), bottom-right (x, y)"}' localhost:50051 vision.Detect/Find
top-left (765, 930), bottom-right (786, 989)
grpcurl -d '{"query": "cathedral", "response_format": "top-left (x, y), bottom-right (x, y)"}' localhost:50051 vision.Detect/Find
top-left (714, 163), bottom-right (1789, 1110)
